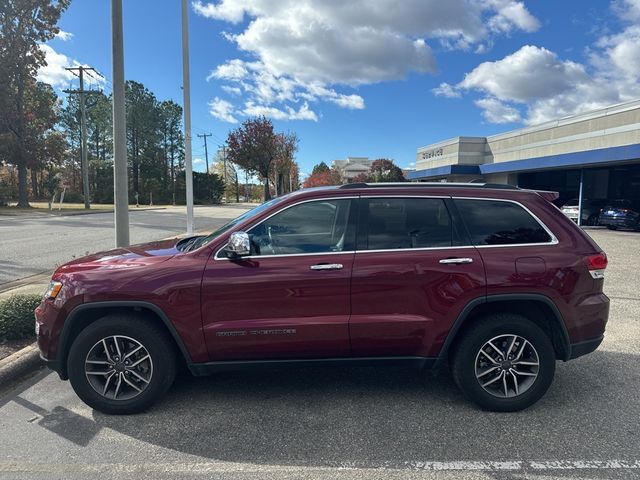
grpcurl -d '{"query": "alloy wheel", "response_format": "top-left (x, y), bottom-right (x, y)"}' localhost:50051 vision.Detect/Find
top-left (84, 335), bottom-right (153, 401)
top-left (474, 334), bottom-right (539, 398)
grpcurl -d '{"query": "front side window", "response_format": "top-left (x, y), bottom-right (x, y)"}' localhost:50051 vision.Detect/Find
top-left (360, 198), bottom-right (452, 250)
top-left (455, 199), bottom-right (552, 246)
top-left (247, 199), bottom-right (353, 256)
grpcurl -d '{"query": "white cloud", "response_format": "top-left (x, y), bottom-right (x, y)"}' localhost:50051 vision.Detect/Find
top-left (54, 30), bottom-right (74, 41)
top-left (36, 44), bottom-right (78, 88)
top-left (433, 82), bottom-right (462, 98)
top-left (486, 0), bottom-right (540, 34)
top-left (195, 0), bottom-right (539, 122)
top-left (193, 158), bottom-right (205, 165)
top-left (612, 0), bottom-right (640, 21)
top-left (209, 97), bottom-right (239, 123)
top-left (436, 1), bottom-right (640, 125)
top-left (36, 44), bottom-right (106, 92)
top-left (221, 85), bottom-right (242, 96)
top-left (242, 101), bottom-right (318, 121)
top-left (459, 46), bottom-right (588, 103)
top-left (475, 97), bottom-right (521, 123)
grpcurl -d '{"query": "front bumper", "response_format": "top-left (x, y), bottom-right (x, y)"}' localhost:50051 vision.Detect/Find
top-left (39, 354), bottom-right (65, 379)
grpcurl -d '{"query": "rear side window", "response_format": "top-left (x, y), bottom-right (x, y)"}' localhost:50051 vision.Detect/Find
top-left (360, 198), bottom-right (452, 250)
top-left (455, 199), bottom-right (552, 246)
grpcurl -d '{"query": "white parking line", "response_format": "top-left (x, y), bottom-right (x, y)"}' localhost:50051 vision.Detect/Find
top-left (0, 459), bottom-right (638, 474)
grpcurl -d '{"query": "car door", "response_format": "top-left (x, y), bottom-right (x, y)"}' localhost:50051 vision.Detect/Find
top-left (201, 197), bottom-right (357, 361)
top-left (349, 196), bottom-right (486, 358)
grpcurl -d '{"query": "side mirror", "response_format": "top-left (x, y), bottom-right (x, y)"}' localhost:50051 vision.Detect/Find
top-left (226, 231), bottom-right (251, 257)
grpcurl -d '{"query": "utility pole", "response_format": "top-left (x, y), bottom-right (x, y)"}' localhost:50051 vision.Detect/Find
top-left (111, 0), bottom-right (129, 247)
top-left (221, 145), bottom-right (228, 184)
top-left (197, 133), bottom-right (212, 173)
top-left (181, 0), bottom-right (194, 234)
top-left (64, 65), bottom-right (101, 210)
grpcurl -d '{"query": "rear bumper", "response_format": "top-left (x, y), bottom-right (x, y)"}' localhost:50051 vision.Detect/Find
top-left (569, 335), bottom-right (604, 360)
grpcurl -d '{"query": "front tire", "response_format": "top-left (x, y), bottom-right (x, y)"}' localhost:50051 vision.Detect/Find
top-left (67, 314), bottom-right (176, 414)
top-left (452, 314), bottom-right (555, 412)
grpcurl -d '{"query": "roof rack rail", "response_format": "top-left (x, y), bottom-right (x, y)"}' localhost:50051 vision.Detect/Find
top-left (339, 182), bottom-right (520, 190)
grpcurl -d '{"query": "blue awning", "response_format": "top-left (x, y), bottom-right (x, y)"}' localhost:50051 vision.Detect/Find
top-left (480, 143), bottom-right (640, 174)
top-left (408, 164), bottom-right (481, 180)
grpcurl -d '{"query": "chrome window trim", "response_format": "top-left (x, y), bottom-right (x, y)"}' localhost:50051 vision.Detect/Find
top-left (213, 195), bottom-right (559, 261)
top-left (451, 197), bottom-right (559, 248)
top-left (214, 196), bottom-right (356, 261)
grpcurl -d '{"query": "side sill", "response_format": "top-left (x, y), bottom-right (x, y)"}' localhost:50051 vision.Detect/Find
top-left (188, 356), bottom-right (437, 376)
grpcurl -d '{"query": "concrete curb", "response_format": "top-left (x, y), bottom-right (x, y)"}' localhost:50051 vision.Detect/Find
top-left (0, 344), bottom-right (42, 389)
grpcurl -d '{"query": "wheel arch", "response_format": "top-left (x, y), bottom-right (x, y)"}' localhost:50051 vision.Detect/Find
top-left (56, 301), bottom-right (192, 380)
top-left (438, 294), bottom-right (571, 367)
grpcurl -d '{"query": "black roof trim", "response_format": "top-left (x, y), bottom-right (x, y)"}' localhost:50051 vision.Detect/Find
top-left (339, 182), bottom-right (520, 190)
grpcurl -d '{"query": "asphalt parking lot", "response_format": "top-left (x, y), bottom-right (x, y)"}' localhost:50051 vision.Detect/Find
top-left (0, 228), bottom-right (639, 480)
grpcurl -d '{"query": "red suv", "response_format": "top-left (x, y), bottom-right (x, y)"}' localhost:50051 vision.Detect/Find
top-left (35, 183), bottom-right (609, 414)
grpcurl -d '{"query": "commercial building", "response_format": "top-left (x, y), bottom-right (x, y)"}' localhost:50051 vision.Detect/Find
top-left (409, 99), bottom-right (640, 223)
top-left (332, 157), bottom-right (372, 182)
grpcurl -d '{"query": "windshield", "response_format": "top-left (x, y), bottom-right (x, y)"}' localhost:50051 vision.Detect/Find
top-left (186, 197), bottom-right (286, 251)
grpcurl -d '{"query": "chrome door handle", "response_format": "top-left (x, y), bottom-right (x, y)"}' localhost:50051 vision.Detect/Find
top-left (310, 263), bottom-right (344, 270)
top-left (439, 258), bottom-right (473, 265)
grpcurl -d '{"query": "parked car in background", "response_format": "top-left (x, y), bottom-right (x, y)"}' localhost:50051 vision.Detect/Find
top-left (35, 183), bottom-right (609, 414)
top-left (597, 200), bottom-right (640, 230)
top-left (561, 198), bottom-right (607, 225)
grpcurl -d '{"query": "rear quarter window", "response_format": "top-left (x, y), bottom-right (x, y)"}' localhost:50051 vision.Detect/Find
top-left (455, 199), bottom-right (552, 246)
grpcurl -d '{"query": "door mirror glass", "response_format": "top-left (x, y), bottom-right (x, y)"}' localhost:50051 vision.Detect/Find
top-left (226, 231), bottom-right (251, 257)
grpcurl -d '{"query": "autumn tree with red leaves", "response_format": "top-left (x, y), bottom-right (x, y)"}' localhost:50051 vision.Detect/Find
top-left (225, 116), bottom-right (298, 200)
top-left (303, 165), bottom-right (342, 188)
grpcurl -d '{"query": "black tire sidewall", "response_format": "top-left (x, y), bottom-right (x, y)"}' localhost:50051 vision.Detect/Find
top-left (453, 315), bottom-right (556, 412)
top-left (67, 316), bottom-right (175, 414)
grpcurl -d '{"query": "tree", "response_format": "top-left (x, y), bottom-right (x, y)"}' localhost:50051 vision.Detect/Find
top-left (192, 172), bottom-right (225, 205)
top-left (226, 116), bottom-right (281, 201)
top-left (0, 81), bottom-right (64, 201)
top-left (0, 0), bottom-right (70, 207)
top-left (271, 132), bottom-right (299, 196)
top-left (351, 159), bottom-right (406, 183)
top-left (312, 161), bottom-right (330, 175)
top-left (125, 80), bottom-right (160, 196)
top-left (303, 168), bottom-right (342, 188)
top-left (158, 100), bottom-right (183, 201)
top-left (369, 159), bottom-right (405, 182)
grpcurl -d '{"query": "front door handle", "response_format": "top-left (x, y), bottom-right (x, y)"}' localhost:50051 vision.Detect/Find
top-left (439, 257), bottom-right (474, 265)
top-left (310, 263), bottom-right (344, 270)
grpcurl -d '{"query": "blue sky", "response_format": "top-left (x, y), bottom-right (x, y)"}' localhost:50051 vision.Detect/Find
top-left (39, 0), bottom-right (640, 177)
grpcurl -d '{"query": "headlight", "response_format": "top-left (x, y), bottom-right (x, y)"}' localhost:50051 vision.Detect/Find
top-left (44, 280), bottom-right (63, 300)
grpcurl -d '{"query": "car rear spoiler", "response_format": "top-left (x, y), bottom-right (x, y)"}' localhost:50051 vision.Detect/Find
top-left (525, 189), bottom-right (559, 202)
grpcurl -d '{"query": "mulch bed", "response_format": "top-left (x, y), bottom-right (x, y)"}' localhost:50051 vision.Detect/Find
top-left (0, 338), bottom-right (35, 361)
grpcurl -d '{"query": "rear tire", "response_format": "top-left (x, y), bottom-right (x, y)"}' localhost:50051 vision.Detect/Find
top-left (606, 225), bottom-right (618, 230)
top-left (452, 314), bottom-right (555, 412)
top-left (67, 314), bottom-right (176, 414)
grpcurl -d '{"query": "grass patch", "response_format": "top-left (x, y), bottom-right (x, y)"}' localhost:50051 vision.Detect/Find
top-left (0, 294), bottom-right (42, 341)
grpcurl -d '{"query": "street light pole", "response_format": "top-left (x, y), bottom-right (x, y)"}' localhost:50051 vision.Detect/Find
top-left (181, 0), bottom-right (194, 234)
top-left (111, 0), bottom-right (129, 247)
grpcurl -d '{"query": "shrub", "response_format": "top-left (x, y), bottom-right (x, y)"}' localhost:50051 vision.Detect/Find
top-left (0, 293), bottom-right (42, 341)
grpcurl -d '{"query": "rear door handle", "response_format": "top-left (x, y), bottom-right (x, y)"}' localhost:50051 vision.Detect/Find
top-left (310, 263), bottom-right (344, 270)
top-left (439, 258), bottom-right (473, 265)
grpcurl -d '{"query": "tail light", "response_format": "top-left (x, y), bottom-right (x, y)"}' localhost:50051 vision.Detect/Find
top-left (586, 252), bottom-right (607, 279)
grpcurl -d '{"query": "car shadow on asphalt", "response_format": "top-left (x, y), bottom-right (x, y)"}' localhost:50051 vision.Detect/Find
top-left (4, 349), bottom-right (638, 477)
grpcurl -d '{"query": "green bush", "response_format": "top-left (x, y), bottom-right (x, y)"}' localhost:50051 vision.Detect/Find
top-left (0, 294), bottom-right (42, 341)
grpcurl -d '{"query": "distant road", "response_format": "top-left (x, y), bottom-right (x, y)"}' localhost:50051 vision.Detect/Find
top-left (0, 204), bottom-right (252, 287)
